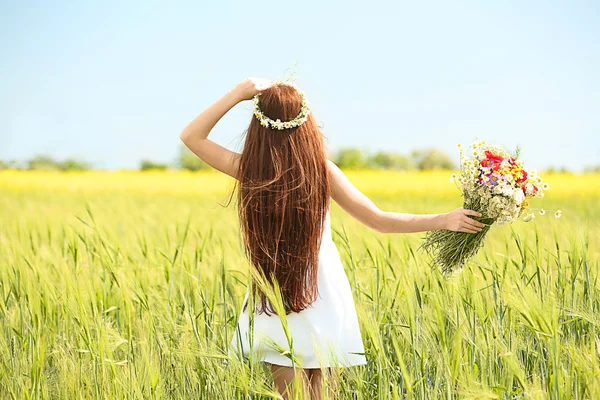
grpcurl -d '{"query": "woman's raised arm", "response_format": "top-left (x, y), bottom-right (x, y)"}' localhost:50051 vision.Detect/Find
top-left (328, 160), bottom-right (484, 234)
top-left (179, 78), bottom-right (273, 179)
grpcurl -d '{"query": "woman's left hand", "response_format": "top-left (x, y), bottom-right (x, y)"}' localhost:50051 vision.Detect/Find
top-left (233, 78), bottom-right (273, 101)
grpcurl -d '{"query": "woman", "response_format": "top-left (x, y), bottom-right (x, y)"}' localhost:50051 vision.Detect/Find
top-left (180, 78), bottom-right (484, 399)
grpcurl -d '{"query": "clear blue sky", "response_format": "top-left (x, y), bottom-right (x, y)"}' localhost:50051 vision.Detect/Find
top-left (1, 1), bottom-right (599, 170)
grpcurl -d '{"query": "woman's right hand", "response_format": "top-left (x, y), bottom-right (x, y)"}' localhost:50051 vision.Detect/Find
top-left (443, 208), bottom-right (485, 234)
top-left (233, 78), bottom-right (274, 101)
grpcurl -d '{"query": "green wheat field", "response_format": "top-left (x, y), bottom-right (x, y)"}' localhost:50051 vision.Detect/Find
top-left (1, 170), bottom-right (599, 399)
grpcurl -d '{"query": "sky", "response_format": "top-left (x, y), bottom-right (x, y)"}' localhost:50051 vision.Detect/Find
top-left (1, 1), bottom-right (599, 171)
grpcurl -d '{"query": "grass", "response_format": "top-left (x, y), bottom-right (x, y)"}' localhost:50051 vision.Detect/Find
top-left (0, 170), bottom-right (599, 399)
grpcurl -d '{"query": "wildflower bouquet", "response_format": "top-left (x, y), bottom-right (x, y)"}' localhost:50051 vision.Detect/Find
top-left (422, 141), bottom-right (559, 273)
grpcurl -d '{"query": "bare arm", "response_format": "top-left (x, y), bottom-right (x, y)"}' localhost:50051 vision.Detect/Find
top-left (179, 78), bottom-right (273, 179)
top-left (328, 160), bottom-right (484, 234)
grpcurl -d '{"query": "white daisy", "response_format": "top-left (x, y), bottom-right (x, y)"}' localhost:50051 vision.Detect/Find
top-left (525, 183), bottom-right (534, 196)
top-left (513, 189), bottom-right (524, 205)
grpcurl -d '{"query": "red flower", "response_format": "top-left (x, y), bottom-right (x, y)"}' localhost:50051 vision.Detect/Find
top-left (481, 159), bottom-right (489, 167)
top-left (485, 151), bottom-right (504, 163)
top-left (517, 170), bottom-right (528, 184)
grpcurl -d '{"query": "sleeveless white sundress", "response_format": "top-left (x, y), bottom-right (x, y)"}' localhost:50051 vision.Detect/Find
top-left (230, 210), bottom-right (367, 369)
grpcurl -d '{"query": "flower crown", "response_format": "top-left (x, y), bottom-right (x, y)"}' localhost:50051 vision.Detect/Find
top-left (252, 83), bottom-right (311, 130)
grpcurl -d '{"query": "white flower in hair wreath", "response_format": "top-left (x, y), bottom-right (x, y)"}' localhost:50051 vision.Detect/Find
top-left (252, 83), bottom-right (311, 130)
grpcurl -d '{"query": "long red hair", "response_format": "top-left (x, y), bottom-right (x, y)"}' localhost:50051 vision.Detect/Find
top-left (236, 84), bottom-right (331, 314)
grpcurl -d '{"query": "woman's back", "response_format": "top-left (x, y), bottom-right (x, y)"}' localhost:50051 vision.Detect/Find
top-left (235, 83), bottom-right (331, 315)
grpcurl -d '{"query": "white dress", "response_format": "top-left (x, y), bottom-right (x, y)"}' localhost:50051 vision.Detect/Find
top-left (230, 210), bottom-right (367, 368)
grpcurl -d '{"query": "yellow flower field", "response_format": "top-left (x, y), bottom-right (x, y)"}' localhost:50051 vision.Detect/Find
top-left (1, 170), bottom-right (597, 195)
